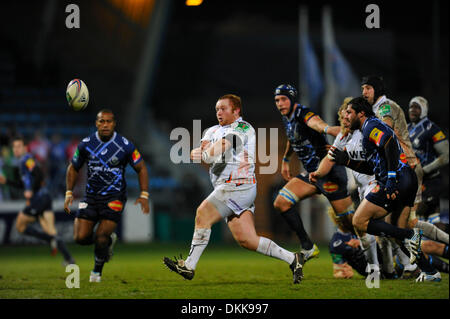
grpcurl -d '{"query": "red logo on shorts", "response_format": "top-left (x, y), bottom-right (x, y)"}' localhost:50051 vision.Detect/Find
top-left (108, 200), bottom-right (123, 212)
top-left (323, 182), bottom-right (338, 193)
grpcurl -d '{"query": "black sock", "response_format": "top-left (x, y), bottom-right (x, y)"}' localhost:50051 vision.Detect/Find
top-left (56, 237), bottom-right (74, 262)
top-left (443, 245), bottom-right (449, 259)
top-left (429, 255), bottom-right (449, 274)
top-left (280, 205), bottom-right (313, 250)
top-left (93, 237), bottom-right (112, 274)
top-left (24, 225), bottom-right (54, 242)
top-left (417, 253), bottom-right (437, 273)
top-left (367, 219), bottom-right (413, 240)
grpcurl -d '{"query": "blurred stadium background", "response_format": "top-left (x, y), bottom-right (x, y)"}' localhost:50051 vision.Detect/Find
top-left (0, 0), bottom-right (448, 251)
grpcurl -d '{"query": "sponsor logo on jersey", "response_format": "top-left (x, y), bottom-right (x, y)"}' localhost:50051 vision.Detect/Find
top-left (323, 182), bottom-right (338, 193)
top-left (122, 137), bottom-right (129, 145)
top-left (333, 240), bottom-right (343, 247)
top-left (110, 156), bottom-right (119, 166)
top-left (303, 111), bottom-right (315, 123)
top-left (369, 127), bottom-right (384, 146)
top-left (72, 148), bottom-right (80, 162)
top-left (432, 130), bottom-right (446, 143)
top-left (379, 104), bottom-right (391, 117)
top-left (82, 137), bottom-right (90, 142)
top-left (399, 153), bottom-right (407, 164)
top-left (235, 122), bottom-right (249, 133)
top-left (371, 184), bottom-right (380, 193)
top-left (25, 158), bottom-right (35, 171)
top-left (132, 149), bottom-right (141, 164)
top-left (108, 200), bottom-right (123, 212)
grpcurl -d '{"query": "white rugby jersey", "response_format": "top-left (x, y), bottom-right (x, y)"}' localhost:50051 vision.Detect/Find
top-left (201, 117), bottom-right (256, 188)
top-left (333, 130), bottom-right (375, 196)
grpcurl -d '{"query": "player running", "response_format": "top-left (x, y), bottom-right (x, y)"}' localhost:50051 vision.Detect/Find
top-left (64, 109), bottom-right (150, 282)
top-left (163, 94), bottom-right (305, 284)
top-left (0, 136), bottom-right (75, 265)
top-left (272, 84), bottom-right (354, 267)
top-left (329, 97), bottom-right (441, 282)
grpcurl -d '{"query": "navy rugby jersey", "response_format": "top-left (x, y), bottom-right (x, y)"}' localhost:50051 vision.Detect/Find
top-left (282, 105), bottom-right (328, 172)
top-left (408, 118), bottom-right (447, 176)
top-left (71, 132), bottom-right (143, 197)
top-left (17, 153), bottom-right (45, 193)
top-left (361, 116), bottom-right (408, 184)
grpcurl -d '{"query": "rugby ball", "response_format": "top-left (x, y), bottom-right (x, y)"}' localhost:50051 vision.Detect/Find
top-left (66, 79), bottom-right (89, 111)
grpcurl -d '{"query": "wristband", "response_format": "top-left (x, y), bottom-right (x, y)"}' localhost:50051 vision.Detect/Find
top-left (140, 191), bottom-right (149, 199)
top-left (387, 171), bottom-right (396, 178)
top-left (282, 157), bottom-right (290, 163)
top-left (65, 190), bottom-right (73, 197)
top-left (323, 125), bottom-right (329, 134)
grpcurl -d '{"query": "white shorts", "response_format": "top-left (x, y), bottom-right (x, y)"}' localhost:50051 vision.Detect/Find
top-left (358, 181), bottom-right (377, 202)
top-left (206, 183), bottom-right (256, 221)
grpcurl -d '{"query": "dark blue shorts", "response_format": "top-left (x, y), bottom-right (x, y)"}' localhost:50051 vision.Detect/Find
top-left (296, 164), bottom-right (349, 201)
top-left (76, 194), bottom-right (127, 224)
top-left (365, 166), bottom-right (418, 213)
top-left (23, 192), bottom-right (52, 217)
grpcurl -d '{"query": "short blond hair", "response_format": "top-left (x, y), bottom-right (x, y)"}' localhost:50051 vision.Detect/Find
top-left (337, 96), bottom-right (353, 134)
top-left (219, 94), bottom-right (242, 116)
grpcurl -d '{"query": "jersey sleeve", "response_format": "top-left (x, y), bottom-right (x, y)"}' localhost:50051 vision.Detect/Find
top-left (298, 106), bottom-right (318, 124)
top-left (71, 142), bottom-right (88, 171)
top-left (429, 123), bottom-right (447, 144)
top-left (126, 140), bottom-right (143, 167)
top-left (201, 126), bottom-right (217, 143)
top-left (377, 103), bottom-right (395, 120)
top-left (21, 156), bottom-right (35, 191)
top-left (332, 132), bottom-right (346, 150)
top-left (365, 121), bottom-right (393, 148)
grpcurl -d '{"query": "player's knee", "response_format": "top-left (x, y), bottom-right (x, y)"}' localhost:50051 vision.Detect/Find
top-left (74, 233), bottom-right (90, 245)
top-left (273, 196), bottom-right (291, 213)
top-left (352, 216), bottom-right (365, 232)
top-left (15, 222), bottom-right (26, 233)
top-left (94, 233), bottom-right (110, 248)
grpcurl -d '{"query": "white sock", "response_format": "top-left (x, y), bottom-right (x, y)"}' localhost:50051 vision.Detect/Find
top-left (416, 221), bottom-right (449, 244)
top-left (256, 237), bottom-right (295, 264)
top-left (185, 228), bottom-right (211, 270)
top-left (391, 240), bottom-right (417, 271)
top-left (379, 237), bottom-right (394, 274)
top-left (360, 234), bottom-right (380, 270)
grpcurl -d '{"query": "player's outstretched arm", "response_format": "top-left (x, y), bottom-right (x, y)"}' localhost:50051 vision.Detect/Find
top-left (133, 160), bottom-right (150, 214)
top-left (306, 115), bottom-right (340, 137)
top-left (64, 163), bottom-right (79, 214)
top-left (201, 138), bottom-right (232, 163)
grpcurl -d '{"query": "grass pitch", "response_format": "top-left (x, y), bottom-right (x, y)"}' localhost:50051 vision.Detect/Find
top-left (0, 242), bottom-right (448, 299)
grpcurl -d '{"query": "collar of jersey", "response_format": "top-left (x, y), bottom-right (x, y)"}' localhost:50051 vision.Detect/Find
top-left (410, 117), bottom-right (428, 129)
top-left (372, 95), bottom-right (387, 113)
top-left (220, 117), bottom-right (242, 128)
top-left (284, 104), bottom-right (298, 122)
top-left (95, 131), bottom-right (117, 143)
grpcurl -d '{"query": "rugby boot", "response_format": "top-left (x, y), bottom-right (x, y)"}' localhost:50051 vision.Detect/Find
top-left (289, 252), bottom-right (305, 284)
top-left (416, 271), bottom-right (441, 282)
top-left (163, 255), bottom-right (195, 280)
top-left (404, 228), bottom-right (422, 264)
top-left (89, 271), bottom-right (101, 283)
top-left (301, 244), bottom-right (320, 263)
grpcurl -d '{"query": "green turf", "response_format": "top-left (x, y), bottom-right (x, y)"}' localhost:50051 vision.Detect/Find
top-left (0, 242), bottom-right (447, 299)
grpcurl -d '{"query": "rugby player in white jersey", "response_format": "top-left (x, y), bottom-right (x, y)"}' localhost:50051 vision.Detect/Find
top-left (163, 94), bottom-right (305, 284)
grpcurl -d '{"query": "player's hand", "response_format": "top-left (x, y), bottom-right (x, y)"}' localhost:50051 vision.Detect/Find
top-left (281, 161), bottom-right (291, 181)
top-left (190, 147), bottom-right (202, 161)
top-left (309, 171), bottom-right (320, 183)
top-left (384, 176), bottom-right (399, 200)
top-left (328, 146), bottom-right (349, 166)
top-left (135, 197), bottom-right (150, 214)
top-left (64, 191), bottom-right (73, 214)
